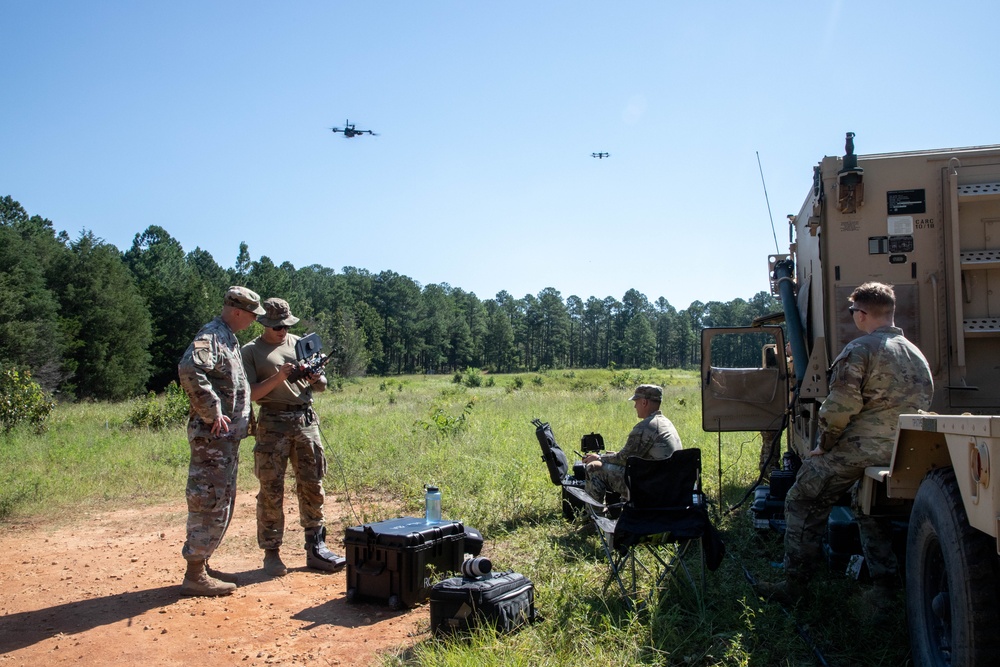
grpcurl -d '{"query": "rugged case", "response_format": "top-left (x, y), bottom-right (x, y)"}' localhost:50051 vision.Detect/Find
top-left (343, 517), bottom-right (466, 609)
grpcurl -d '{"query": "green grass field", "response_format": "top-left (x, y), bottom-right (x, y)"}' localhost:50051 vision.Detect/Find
top-left (0, 369), bottom-right (910, 666)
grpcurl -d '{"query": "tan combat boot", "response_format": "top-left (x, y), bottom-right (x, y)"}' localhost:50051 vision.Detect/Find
top-left (180, 559), bottom-right (236, 597)
top-left (263, 549), bottom-right (288, 577)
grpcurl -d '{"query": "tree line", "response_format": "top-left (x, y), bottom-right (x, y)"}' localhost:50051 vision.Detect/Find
top-left (0, 195), bottom-right (780, 401)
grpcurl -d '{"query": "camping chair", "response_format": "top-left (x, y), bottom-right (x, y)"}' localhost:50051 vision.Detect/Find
top-left (565, 449), bottom-right (723, 611)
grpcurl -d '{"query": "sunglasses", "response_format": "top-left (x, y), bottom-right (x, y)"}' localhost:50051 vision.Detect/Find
top-left (848, 306), bottom-right (866, 315)
top-left (271, 325), bottom-right (291, 331)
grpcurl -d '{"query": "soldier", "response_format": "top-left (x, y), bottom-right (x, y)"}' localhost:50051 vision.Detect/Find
top-left (757, 282), bottom-right (933, 605)
top-left (241, 298), bottom-right (346, 577)
top-left (583, 384), bottom-right (683, 505)
top-left (177, 286), bottom-right (265, 596)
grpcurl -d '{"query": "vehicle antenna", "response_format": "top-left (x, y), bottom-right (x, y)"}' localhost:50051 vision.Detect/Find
top-left (757, 151), bottom-right (780, 254)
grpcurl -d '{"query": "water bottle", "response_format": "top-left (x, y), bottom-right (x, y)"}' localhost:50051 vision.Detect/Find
top-left (424, 484), bottom-right (442, 523)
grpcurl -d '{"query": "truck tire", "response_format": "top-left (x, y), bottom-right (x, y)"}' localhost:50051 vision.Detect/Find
top-left (906, 467), bottom-right (1000, 667)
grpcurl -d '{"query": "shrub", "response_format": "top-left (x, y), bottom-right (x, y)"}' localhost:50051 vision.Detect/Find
top-left (461, 367), bottom-right (484, 388)
top-left (416, 398), bottom-right (476, 440)
top-left (0, 367), bottom-right (55, 433)
top-left (125, 382), bottom-right (190, 430)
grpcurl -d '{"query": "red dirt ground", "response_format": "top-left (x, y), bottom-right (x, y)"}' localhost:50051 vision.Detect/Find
top-left (0, 492), bottom-right (430, 666)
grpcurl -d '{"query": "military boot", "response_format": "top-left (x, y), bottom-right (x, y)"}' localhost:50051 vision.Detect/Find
top-left (754, 576), bottom-right (809, 607)
top-left (263, 549), bottom-right (288, 577)
top-left (205, 560), bottom-right (239, 584)
top-left (180, 559), bottom-right (236, 597)
top-left (305, 526), bottom-right (346, 572)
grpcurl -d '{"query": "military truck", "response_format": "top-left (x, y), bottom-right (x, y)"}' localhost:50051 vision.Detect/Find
top-left (701, 133), bottom-right (1000, 666)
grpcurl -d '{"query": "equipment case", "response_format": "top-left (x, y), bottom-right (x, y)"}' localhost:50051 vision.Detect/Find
top-left (429, 571), bottom-right (536, 635)
top-left (344, 517), bottom-right (466, 609)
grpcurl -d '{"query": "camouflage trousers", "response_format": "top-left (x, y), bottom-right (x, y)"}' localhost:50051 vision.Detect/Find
top-left (585, 462), bottom-right (626, 505)
top-left (783, 451), bottom-right (897, 581)
top-left (254, 407), bottom-right (328, 550)
top-left (759, 430), bottom-right (782, 475)
top-left (182, 435), bottom-right (241, 561)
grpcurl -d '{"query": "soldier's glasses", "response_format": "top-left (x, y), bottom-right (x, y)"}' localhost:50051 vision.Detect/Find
top-left (272, 325), bottom-right (291, 331)
top-left (848, 306), bottom-right (866, 315)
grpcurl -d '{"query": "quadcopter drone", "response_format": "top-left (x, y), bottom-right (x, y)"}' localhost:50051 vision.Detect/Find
top-left (330, 119), bottom-right (378, 138)
top-left (591, 152), bottom-right (610, 159)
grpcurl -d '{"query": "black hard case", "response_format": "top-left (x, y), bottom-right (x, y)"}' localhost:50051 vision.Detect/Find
top-left (825, 505), bottom-right (863, 570)
top-left (429, 571), bottom-right (536, 634)
top-left (344, 517), bottom-right (466, 609)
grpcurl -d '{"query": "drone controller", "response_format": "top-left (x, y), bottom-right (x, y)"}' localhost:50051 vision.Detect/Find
top-left (580, 432), bottom-right (605, 454)
top-left (289, 333), bottom-right (332, 382)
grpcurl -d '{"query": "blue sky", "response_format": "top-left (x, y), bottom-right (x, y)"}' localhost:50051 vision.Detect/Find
top-left (3, 1), bottom-right (999, 310)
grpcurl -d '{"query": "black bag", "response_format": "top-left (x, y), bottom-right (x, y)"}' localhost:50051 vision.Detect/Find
top-left (429, 571), bottom-right (536, 635)
top-left (532, 418), bottom-right (569, 484)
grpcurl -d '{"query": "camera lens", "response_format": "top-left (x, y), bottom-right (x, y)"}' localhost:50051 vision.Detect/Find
top-left (461, 557), bottom-right (492, 578)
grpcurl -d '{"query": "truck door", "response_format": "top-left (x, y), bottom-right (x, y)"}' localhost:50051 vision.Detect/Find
top-left (701, 326), bottom-right (788, 432)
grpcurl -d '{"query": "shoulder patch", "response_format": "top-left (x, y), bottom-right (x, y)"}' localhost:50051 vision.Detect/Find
top-left (192, 338), bottom-right (213, 367)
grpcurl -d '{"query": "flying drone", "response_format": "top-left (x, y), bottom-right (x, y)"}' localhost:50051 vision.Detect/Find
top-left (330, 119), bottom-right (378, 138)
top-left (591, 152), bottom-right (610, 159)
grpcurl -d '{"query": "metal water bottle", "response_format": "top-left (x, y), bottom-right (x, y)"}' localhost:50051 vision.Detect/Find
top-left (424, 484), bottom-right (442, 523)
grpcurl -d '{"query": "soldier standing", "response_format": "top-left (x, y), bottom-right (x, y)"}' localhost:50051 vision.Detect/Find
top-left (583, 384), bottom-right (683, 505)
top-left (757, 282), bottom-right (933, 604)
top-left (241, 298), bottom-right (346, 577)
top-left (177, 286), bottom-right (264, 596)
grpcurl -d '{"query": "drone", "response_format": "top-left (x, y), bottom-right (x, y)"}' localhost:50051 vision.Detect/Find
top-left (591, 152), bottom-right (610, 159)
top-left (330, 119), bottom-right (378, 138)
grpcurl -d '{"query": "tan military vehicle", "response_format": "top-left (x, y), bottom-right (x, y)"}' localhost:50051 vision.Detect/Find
top-left (701, 134), bottom-right (1000, 666)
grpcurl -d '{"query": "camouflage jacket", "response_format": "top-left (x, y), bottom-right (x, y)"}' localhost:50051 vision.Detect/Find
top-left (818, 325), bottom-right (933, 462)
top-left (178, 316), bottom-right (251, 440)
top-left (603, 410), bottom-right (683, 467)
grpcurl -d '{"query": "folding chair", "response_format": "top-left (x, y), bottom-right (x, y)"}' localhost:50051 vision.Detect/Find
top-left (566, 449), bottom-right (722, 611)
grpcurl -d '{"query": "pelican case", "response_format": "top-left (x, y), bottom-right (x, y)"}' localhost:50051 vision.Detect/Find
top-left (825, 505), bottom-right (863, 571)
top-left (344, 517), bottom-right (466, 609)
top-left (429, 571), bottom-right (536, 635)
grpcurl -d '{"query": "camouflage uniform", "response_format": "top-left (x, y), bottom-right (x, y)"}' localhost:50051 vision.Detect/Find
top-left (241, 333), bottom-right (328, 549)
top-left (177, 316), bottom-right (252, 562)
top-left (586, 410), bottom-right (683, 504)
top-left (783, 325), bottom-right (933, 581)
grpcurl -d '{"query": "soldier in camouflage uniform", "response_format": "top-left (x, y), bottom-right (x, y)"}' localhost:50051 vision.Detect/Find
top-left (583, 384), bottom-right (683, 505)
top-left (176, 286), bottom-right (265, 597)
top-left (757, 282), bottom-right (933, 605)
top-left (241, 298), bottom-right (346, 577)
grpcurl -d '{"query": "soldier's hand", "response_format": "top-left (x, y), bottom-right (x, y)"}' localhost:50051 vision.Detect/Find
top-left (211, 415), bottom-right (232, 436)
top-left (808, 445), bottom-right (825, 457)
top-left (278, 362), bottom-right (296, 379)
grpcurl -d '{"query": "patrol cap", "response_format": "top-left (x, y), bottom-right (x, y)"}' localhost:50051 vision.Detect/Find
top-left (629, 384), bottom-right (663, 402)
top-left (223, 286), bottom-right (266, 315)
top-left (258, 297), bottom-right (300, 328)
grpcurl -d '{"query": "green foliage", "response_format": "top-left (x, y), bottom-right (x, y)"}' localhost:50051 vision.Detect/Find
top-left (460, 367), bottom-right (484, 387)
top-left (54, 231), bottom-right (153, 399)
top-left (416, 397), bottom-right (476, 440)
top-left (124, 382), bottom-right (189, 430)
top-left (610, 369), bottom-right (644, 390)
top-left (0, 367), bottom-right (54, 432)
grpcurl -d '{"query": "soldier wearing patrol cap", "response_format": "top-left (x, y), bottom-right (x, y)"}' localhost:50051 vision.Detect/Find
top-left (176, 286), bottom-right (265, 597)
top-left (241, 297), bottom-right (346, 577)
top-left (583, 383), bottom-right (684, 505)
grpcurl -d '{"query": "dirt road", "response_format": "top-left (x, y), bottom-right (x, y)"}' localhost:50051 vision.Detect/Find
top-left (0, 492), bottom-right (427, 666)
